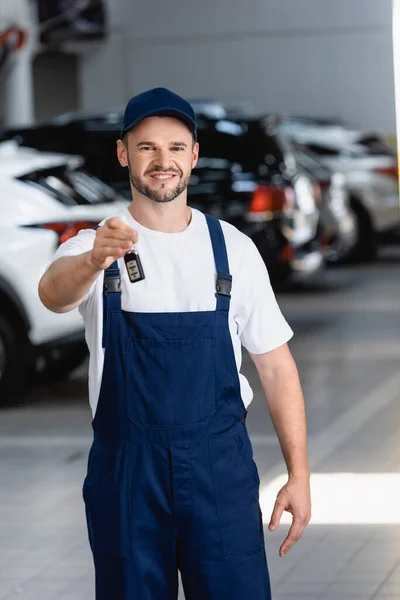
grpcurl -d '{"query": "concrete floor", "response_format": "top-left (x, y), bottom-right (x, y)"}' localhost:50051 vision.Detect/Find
top-left (0, 250), bottom-right (400, 599)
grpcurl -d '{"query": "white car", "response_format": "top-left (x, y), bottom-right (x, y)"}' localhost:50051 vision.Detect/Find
top-left (0, 141), bottom-right (129, 400)
top-left (276, 118), bottom-right (400, 260)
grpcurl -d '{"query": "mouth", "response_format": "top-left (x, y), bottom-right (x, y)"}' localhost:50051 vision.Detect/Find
top-left (147, 171), bottom-right (181, 182)
top-left (150, 173), bottom-right (176, 181)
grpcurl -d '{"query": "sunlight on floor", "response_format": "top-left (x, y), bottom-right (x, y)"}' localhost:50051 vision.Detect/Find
top-left (260, 473), bottom-right (400, 524)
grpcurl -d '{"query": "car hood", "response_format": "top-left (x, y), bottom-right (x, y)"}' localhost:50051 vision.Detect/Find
top-left (0, 140), bottom-right (82, 179)
top-left (0, 176), bottom-right (129, 226)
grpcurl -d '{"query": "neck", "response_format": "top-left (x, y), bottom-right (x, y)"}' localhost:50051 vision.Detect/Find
top-left (128, 193), bottom-right (192, 233)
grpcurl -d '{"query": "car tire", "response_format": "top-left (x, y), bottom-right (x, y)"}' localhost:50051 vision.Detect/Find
top-left (347, 199), bottom-right (378, 263)
top-left (0, 315), bottom-right (28, 404)
top-left (34, 341), bottom-right (88, 384)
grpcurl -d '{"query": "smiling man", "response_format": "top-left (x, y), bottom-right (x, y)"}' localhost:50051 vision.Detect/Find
top-left (39, 87), bottom-right (311, 600)
top-left (126, 128), bottom-right (192, 203)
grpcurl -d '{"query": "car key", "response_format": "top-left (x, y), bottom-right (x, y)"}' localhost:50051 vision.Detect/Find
top-left (124, 247), bottom-right (145, 283)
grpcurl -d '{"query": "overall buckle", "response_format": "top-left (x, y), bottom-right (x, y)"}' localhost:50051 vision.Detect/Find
top-left (216, 273), bottom-right (232, 297)
top-left (104, 274), bottom-right (121, 294)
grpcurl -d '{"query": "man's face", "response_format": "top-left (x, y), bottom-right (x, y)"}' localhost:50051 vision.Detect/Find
top-left (117, 116), bottom-right (199, 204)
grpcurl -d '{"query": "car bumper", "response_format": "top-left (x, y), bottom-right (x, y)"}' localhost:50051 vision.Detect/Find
top-left (290, 247), bottom-right (326, 281)
top-left (246, 220), bottom-right (325, 282)
top-left (35, 329), bottom-right (85, 352)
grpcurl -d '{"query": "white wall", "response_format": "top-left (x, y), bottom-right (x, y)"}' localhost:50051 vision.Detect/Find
top-left (80, 0), bottom-right (395, 133)
top-left (0, 0), bottom-right (38, 126)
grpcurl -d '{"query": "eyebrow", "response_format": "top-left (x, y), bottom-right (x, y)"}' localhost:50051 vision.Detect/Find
top-left (136, 141), bottom-right (188, 148)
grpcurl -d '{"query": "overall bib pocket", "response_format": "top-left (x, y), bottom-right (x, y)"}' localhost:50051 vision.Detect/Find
top-left (82, 444), bottom-right (133, 560)
top-left (126, 337), bottom-right (216, 428)
top-left (209, 434), bottom-right (264, 559)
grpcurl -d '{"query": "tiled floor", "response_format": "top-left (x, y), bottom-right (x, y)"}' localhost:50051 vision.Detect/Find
top-left (0, 250), bottom-right (399, 599)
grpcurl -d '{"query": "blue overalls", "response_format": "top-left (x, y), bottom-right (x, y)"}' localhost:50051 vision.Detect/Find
top-left (83, 215), bottom-right (272, 599)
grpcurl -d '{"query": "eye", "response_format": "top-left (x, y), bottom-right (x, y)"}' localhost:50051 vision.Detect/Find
top-left (172, 146), bottom-right (185, 152)
top-left (140, 146), bottom-right (153, 151)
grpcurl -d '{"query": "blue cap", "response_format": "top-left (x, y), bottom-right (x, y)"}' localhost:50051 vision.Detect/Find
top-left (121, 87), bottom-right (197, 140)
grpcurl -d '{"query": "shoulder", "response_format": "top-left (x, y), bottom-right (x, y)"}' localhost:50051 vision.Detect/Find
top-left (196, 211), bottom-right (254, 252)
top-left (195, 211), bottom-right (261, 273)
top-left (54, 227), bottom-right (97, 260)
top-left (218, 218), bottom-right (259, 266)
top-left (209, 217), bottom-right (271, 289)
top-left (219, 218), bottom-right (253, 247)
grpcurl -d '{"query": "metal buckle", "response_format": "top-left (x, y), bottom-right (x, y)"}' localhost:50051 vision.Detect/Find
top-left (104, 275), bottom-right (121, 294)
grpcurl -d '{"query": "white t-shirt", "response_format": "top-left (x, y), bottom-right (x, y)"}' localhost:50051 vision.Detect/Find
top-left (53, 207), bottom-right (293, 417)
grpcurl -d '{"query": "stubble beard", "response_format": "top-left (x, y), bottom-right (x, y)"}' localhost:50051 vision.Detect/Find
top-left (129, 170), bottom-right (191, 204)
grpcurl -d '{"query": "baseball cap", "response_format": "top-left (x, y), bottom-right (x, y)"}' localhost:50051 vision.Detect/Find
top-left (120, 87), bottom-right (197, 140)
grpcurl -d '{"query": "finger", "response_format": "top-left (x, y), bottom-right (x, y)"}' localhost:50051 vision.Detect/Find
top-left (105, 217), bottom-right (136, 235)
top-left (95, 247), bottom-right (130, 261)
top-left (279, 520), bottom-right (306, 557)
top-left (105, 217), bottom-right (126, 229)
top-left (96, 238), bottom-right (134, 250)
top-left (269, 497), bottom-right (286, 532)
top-left (99, 229), bottom-right (138, 243)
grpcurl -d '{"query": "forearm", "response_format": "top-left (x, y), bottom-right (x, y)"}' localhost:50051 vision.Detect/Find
top-left (39, 251), bottom-right (102, 313)
top-left (257, 353), bottom-right (309, 478)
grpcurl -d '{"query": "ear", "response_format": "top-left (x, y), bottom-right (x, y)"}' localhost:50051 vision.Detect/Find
top-left (192, 141), bottom-right (199, 169)
top-left (117, 139), bottom-right (128, 168)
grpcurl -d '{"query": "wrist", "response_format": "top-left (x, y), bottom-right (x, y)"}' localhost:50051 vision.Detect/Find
top-left (85, 250), bottom-right (103, 274)
top-left (288, 468), bottom-right (310, 481)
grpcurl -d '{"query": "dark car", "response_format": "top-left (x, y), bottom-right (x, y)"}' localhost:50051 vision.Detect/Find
top-left (2, 110), bottom-right (325, 283)
top-left (222, 117), bottom-right (324, 281)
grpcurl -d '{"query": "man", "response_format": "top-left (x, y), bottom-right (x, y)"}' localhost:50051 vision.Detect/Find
top-left (39, 87), bottom-right (311, 599)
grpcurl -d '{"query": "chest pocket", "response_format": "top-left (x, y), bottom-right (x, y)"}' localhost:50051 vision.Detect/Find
top-left (125, 337), bottom-right (216, 429)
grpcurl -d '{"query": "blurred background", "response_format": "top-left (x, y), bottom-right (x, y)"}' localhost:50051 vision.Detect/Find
top-left (0, 1), bottom-right (400, 599)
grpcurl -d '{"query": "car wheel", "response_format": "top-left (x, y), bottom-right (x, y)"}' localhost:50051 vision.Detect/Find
top-left (0, 315), bottom-right (28, 404)
top-left (347, 199), bottom-right (378, 262)
top-left (34, 341), bottom-right (88, 384)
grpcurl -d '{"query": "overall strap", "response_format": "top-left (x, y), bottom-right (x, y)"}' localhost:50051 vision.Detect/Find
top-left (101, 260), bottom-right (122, 348)
top-left (204, 214), bottom-right (232, 312)
top-left (93, 226), bottom-right (122, 348)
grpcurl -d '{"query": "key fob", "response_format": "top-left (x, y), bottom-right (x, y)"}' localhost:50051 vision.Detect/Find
top-left (124, 249), bottom-right (145, 283)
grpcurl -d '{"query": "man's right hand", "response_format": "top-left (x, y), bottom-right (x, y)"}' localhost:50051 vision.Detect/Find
top-left (39, 217), bottom-right (139, 314)
top-left (90, 217), bottom-right (139, 271)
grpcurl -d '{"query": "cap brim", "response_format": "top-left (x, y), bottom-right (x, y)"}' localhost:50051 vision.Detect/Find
top-left (121, 107), bottom-right (197, 139)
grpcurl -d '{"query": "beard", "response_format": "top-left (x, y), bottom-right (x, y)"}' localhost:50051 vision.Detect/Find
top-left (129, 166), bottom-right (191, 204)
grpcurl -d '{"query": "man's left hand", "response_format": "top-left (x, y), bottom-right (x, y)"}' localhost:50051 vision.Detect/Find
top-left (268, 475), bottom-right (311, 557)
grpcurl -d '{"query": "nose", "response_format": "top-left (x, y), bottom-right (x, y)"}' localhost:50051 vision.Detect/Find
top-left (153, 147), bottom-right (171, 170)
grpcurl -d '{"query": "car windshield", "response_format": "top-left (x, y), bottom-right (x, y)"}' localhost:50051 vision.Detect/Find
top-left (355, 134), bottom-right (397, 157)
top-left (279, 121), bottom-right (397, 159)
top-left (19, 165), bottom-right (118, 205)
top-left (196, 117), bottom-right (287, 180)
